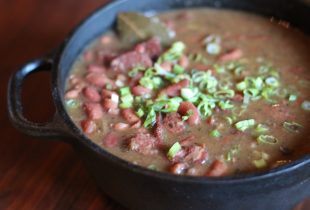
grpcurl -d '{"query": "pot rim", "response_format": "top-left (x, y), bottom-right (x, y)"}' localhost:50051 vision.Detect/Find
top-left (52, 0), bottom-right (310, 184)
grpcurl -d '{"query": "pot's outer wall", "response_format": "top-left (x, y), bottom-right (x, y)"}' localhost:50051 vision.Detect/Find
top-left (54, 0), bottom-right (310, 210)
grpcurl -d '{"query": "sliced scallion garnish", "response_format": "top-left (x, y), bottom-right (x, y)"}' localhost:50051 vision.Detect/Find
top-left (235, 119), bottom-right (256, 132)
top-left (257, 135), bottom-right (278, 144)
top-left (301, 100), bottom-right (310, 111)
top-left (167, 142), bottom-right (182, 160)
top-left (283, 121), bottom-right (303, 133)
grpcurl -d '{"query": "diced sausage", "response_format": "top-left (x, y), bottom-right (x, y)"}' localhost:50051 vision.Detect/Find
top-left (163, 113), bottom-right (186, 134)
top-left (183, 144), bottom-right (208, 164)
top-left (122, 108), bottom-right (140, 124)
top-left (113, 122), bottom-right (130, 131)
top-left (172, 143), bottom-right (208, 164)
top-left (83, 102), bottom-right (104, 120)
top-left (132, 85), bottom-right (152, 96)
top-left (206, 160), bottom-right (228, 177)
top-left (178, 55), bottom-right (189, 68)
top-left (178, 101), bottom-right (200, 125)
top-left (161, 79), bottom-right (190, 97)
top-left (179, 136), bottom-right (195, 147)
top-left (128, 133), bottom-right (158, 155)
top-left (80, 119), bottom-right (97, 134)
top-left (218, 48), bottom-right (243, 62)
top-left (111, 51), bottom-right (153, 72)
top-left (154, 114), bottom-right (164, 144)
top-left (134, 37), bottom-right (162, 58)
top-left (131, 120), bottom-right (142, 129)
top-left (87, 64), bottom-right (106, 73)
top-left (103, 132), bottom-right (119, 148)
top-left (65, 89), bottom-right (80, 99)
top-left (83, 86), bottom-right (101, 102)
top-left (86, 72), bottom-right (112, 87)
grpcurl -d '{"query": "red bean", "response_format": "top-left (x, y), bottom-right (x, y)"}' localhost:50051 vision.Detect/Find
top-left (102, 132), bottom-right (119, 148)
top-left (101, 89), bottom-right (116, 99)
top-left (169, 163), bottom-right (188, 175)
top-left (102, 99), bottom-right (118, 110)
top-left (83, 102), bottom-right (103, 120)
top-left (113, 122), bottom-right (130, 131)
top-left (161, 79), bottom-right (190, 97)
top-left (178, 101), bottom-right (200, 125)
top-left (87, 64), bottom-right (106, 73)
top-left (206, 116), bottom-right (216, 125)
top-left (86, 72), bottom-right (111, 87)
top-left (80, 119), bottom-right (96, 134)
top-left (218, 48), bottom-right (243, 62)
top-left (65, 89), bottom-right (80, 99)
top-left (83, 86), bottom-right (101, 102)
top-left (132, 85), bottom-right (152, 96)
top-left (122, 108), bottom-right (140, 124)
top-left (178, 55), bottom-right (189, 68)
top-left (206, 160), bottom-right (228, 177)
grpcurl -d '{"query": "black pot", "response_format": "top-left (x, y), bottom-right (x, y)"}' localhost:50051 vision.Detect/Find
top-left (7, 0), bottom-right (310, 209)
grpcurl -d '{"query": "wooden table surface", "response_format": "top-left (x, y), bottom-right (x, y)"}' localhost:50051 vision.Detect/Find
top-left (0, 0), bottom-right (125, 209)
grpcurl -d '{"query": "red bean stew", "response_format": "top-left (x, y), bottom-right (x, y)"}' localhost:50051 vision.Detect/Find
top-left (65, 9), bottom-right (310, 176)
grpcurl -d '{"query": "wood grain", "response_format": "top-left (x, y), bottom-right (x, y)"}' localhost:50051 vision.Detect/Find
top-left (0, 0), bottom-right (124, 209)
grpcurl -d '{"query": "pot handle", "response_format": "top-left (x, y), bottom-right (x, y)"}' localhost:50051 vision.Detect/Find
top-left (8, 58), bottom-right (68, 138)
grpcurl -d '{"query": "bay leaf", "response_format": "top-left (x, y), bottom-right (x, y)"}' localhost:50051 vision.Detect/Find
top-left (117, 12), bottom-right (174, 46)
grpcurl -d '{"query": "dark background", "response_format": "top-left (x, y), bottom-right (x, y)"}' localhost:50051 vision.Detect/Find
top-left (0, 0), bottom-right (124, 209)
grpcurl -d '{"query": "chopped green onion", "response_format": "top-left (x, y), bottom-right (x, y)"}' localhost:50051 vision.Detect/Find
top-left (235, 119), bottom-right (256, 132)
top-left (210, 129), bottom-right (221, 138)
top-left (301, 100), bottom-right (310, 111)
top-left (253, 158), bottom-right (267, 168)
top-left (218, 100), bottom-right (234, 110)
top-left (167, 142), bottom-right (182, 160)
top-left (182, 110), bottom-right (193, 121)
top-left (214, 89), bottom-right (235, 99)
top-left (136, 108), bottom-right (144, 118)
top-left (143, 108), bottom-right (156, 128)
top-left (255, 124), bottom-right (269, 133)
top-left (181, 87), bottom-right (199, 102)
top-left (257, 135), bottom-right (278, 144)
top-left (283, 121), bottom-right (303, 133)
top-left (173, 64), bottom-right (185, 74)
top-left (225, 116), bottom-right (237, 125)
top-left (288, 94), bottom-right (297, 102)
top-left (65, 99), bottom-right (80, 108)
top-left (225, 145), bottom-right (240, 162)
top-left (265, 76), bottom-right (279, 87)
top-left (119, 87), bottom-right (131, 95)
top-left (158, 41), bottom-right (186, 64)
top-left (119, 87), bottom-right (134, 109)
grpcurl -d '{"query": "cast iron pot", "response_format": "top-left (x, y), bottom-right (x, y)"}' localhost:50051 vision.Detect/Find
top-left (7, 0), bottom-right (310, 209)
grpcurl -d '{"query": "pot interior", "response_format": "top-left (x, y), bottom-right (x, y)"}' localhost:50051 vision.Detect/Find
top-left (55, 0), bottom-right (310, 177)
